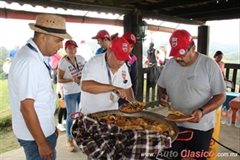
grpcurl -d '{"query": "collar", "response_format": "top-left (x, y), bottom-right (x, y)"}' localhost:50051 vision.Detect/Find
top-left (26, 38), bottom-right (44, 61)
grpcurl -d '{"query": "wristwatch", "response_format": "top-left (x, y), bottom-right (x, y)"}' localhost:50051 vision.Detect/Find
top-left (198, 108), bottom-right (205, 117)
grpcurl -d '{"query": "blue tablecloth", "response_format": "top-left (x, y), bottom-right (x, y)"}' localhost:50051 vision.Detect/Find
top-left (222, 92), bottom-right (239, 110)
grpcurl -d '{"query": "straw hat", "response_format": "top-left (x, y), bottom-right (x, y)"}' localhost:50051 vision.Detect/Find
top-left (29, 14), bottom-right (72, 39)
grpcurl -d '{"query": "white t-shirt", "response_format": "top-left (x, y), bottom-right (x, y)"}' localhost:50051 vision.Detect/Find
top-left (8, 39), bottom-right (56, 140)
top-left (157, 52), bottom-right (226, 131)
top-left (2, 61), bottom-right (11, 73)
top-left (77, 43), bottom-right (93, 62)
top-left (80, 53), bottom-right (132, 114)
top-left (58, 55), bottom-right (85, 95)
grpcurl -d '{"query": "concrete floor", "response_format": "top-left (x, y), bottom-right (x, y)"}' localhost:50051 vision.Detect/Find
top-left (1, 106), bottom-right (239, 160)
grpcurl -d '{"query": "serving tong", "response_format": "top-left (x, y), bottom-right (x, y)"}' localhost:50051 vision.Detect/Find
top-left (159, 93), bottom-right (173, 111)
top-left (125, 99), bottom-right (139, 108)
top-left (112, 89), bottom-right (138, 108)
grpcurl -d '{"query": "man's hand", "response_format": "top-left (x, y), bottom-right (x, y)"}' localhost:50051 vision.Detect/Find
top-left (38, 141), bottom-right (54, 159)
top-left (188, 109), bottom-right (203, 123)
top-left (158, 94), bottom-right (171, 107)
top-left (112, 88), bottom-right (128, 100)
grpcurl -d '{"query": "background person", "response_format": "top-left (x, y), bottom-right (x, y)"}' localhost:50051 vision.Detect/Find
top-left (57, 40), bottom-right (85, 152)
top-left (80, 37), bottom-right (134, 114)
top-left (157, 29), bottom-right (226, 160)
top-left (146, 42), bottom-right (159, 66)
top-left (118, 32), bottom-right (138, 105)
top-left (92, 30), bottom-right (111, 55)
top-left (77, 40), bottom-right (93, 62)
top-left (50, 52), bottom-right (62, 84)
top-left (8, 14), bottom-right (72, 160)
top-left (9, 45), bottom-right (19, 59)
top-left (158, 45), bottom-right (167, 66)
top-left (2, 57), bottom-right (11, 79)
top-left (56, 82), bottom-right (66, 132)
top-left (213, 50), bottom-right (226, 80)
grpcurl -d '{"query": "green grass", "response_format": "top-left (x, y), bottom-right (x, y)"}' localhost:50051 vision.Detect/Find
top-left (0, 80), bottom-right (11, 119)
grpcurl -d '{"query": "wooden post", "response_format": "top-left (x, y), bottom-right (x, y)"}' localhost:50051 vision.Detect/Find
top-left (197, 25), bottom-right (209, 55)
top-left (123, 13), bottom-right (144, 101)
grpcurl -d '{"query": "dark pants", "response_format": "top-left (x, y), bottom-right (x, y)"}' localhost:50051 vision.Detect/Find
top-left (58, 108), bottom-right (66, 124)
top-left (157, 127), bottom-right (213, 160)
top-left (57, 93), bottom-right (66, 124)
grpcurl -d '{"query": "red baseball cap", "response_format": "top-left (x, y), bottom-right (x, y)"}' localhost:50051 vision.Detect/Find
top-left (65, 40), bottom-right (78, 49)
top-left (92, 30), bottom-right (110, 39)
top-left (122, 32), bottom-right (138, 47)
top-left (109, 37), bottom-right (131, 61)
top-left (169, 30), bottom-right (194, 57)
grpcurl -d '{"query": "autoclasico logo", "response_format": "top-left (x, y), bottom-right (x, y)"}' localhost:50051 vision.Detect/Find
top-left (153, 150), bottom-right (215, 159)
top-left (181, 149), bottom-right (215, 158)
top-left (155, 151), bottom-right (179, 159)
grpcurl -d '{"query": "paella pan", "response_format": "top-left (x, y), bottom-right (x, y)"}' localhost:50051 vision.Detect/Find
top-left (71, 110), bottom-right (180, 160)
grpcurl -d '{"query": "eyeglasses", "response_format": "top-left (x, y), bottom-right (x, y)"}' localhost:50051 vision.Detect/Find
top-left (180, 42), bottom-right (195, 58)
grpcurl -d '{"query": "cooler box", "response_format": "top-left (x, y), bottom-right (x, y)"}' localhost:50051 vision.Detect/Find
top-left (222, 92), bottom-right (239, 110)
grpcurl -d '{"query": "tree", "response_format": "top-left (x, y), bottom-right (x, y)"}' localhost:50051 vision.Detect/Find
top-left (0, 46), bottom-right (9, 60)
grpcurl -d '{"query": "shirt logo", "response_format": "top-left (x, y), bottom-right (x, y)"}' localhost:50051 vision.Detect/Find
top-left (122, 71), bottom-right (126, 79)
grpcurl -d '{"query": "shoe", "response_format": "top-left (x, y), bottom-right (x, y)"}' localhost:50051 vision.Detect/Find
top-left (57, 124), bottom-right (66, 131)
top-left (66, 138), bottom-right (76, 152)
top-left (63, 120), bottom-right (66, 125)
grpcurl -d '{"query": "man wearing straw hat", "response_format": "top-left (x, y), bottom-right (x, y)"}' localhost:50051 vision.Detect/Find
top-left (8, 14), bottom-right (72, 160)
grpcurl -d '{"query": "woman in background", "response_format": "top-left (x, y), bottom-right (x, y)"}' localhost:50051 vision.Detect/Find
top-left (58, 40), bottom-right (85, 152)
top-left (214, 50), bottom-right (226, 80)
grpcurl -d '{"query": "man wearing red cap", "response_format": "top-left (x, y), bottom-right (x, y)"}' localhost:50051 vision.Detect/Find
top-left (118, 32), bottom-right (139, 105)
top-left (157, 30), bottom-right (226, 160)
top-left (92, 30), bottom-right (111, 55)
top-left (80, 37), bottom-right (135, 114)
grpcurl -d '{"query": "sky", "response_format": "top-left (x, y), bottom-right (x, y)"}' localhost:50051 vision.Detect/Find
top-left (0, 18), bottom-right (239, 52)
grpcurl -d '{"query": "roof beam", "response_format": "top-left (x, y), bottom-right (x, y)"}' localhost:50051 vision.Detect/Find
top-left (168, 0), bottom-right (240, 17)
top-left (139, 0), bottom-right (216, 11)
top-left (3, 0), bottom-right (205, 25)
top-left (0, 8), bottom-right (181, 33)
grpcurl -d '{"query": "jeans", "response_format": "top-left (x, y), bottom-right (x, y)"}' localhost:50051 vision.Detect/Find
top-left (64, 92), bottom-right (80, 138)
top-left (18, 132), bottom-right (57, 160)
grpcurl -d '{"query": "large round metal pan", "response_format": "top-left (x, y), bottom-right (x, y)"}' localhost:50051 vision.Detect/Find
top-left (91, 110), bottom-right (179, 142)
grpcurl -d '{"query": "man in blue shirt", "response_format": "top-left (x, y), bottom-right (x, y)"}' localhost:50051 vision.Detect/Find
top-left (9, 45), bottom-right (19, 59)
top-left (92, 30), bottom-right (111, 55)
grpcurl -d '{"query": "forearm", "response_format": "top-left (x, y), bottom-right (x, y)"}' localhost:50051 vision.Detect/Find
top-left (21, 99), bottom-right (47, 146)
top-left (125, 88), bottom-right (135, 100)
top-left (81, 80), bottom-right (115, 94)
top-left (58, 78), bottom-right (73, 83)
top-left (201, 92), bottom-right (226, 114)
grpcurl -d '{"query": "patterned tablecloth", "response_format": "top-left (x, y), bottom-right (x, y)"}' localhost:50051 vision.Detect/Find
top-left (72, 113), bottom-right (172, 160)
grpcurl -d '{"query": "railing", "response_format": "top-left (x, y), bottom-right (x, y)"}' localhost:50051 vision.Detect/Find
top-left (138, 67), bottom-right (162, 109)
top-left (224, 63), bottom-right (240, 93)
top-left (138, 63), bottom-right (240, 109)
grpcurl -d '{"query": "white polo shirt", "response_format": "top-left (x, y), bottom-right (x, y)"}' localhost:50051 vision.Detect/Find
top-left (8, 39), bottom-right (56, 140)
top-left (80, 53), bottom-right (132, 114)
